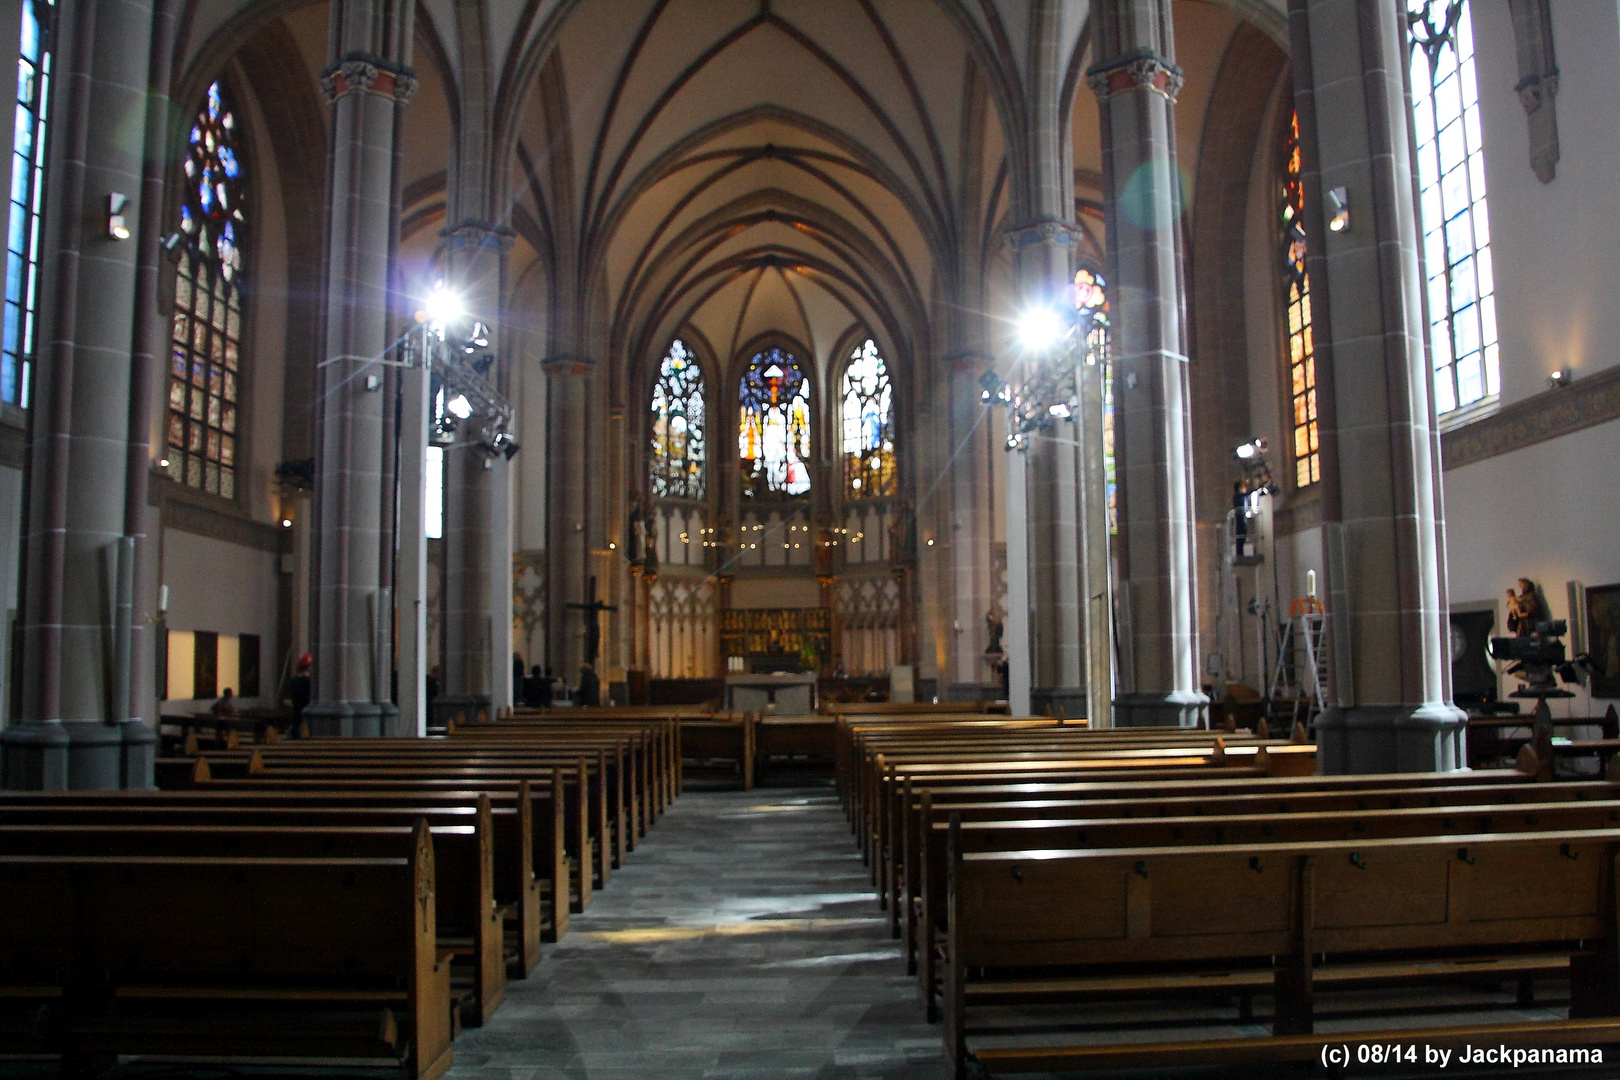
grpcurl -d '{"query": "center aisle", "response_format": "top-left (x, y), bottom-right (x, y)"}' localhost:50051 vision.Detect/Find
top-left (443, 786), bottom-right (949, 1080)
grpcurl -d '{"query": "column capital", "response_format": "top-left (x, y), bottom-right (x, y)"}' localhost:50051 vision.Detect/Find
top-left (541, 354), bottom-right (594, 378)
top-left (321, 53), bottom-right (418, 104)
top-left (1086, 50), bottom-right (1184, 103)
top-left (1005, 218), bottom-right (1082, 250)
top-left (441, 219), bottom-right (517, 252)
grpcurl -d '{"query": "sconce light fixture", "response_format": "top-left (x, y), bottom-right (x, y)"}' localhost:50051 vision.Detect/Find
top-left (1326, 186), bottom-right (1350, 233)
top-left (108, 194), bottom-right (130, 241)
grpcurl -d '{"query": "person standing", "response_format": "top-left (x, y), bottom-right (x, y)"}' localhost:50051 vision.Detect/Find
top-left (577, 663), bottom-right (601, 707)
top-left (211, 687), bottom-right (238, 745)
top-left (286, 653), bottom-right (312, 739)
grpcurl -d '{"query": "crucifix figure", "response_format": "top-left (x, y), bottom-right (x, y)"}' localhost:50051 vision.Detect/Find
top-left (565, 576), bottom-right (618, 665)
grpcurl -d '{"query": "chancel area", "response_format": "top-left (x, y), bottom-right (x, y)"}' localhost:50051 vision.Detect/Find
top-left (3, 0), bottom-right (1620, 1076)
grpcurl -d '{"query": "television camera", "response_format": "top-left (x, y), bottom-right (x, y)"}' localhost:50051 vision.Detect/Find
top-left (1489, 620), bottom-right (1591, 698)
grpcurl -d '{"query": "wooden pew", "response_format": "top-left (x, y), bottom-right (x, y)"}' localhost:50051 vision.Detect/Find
top-left (462, 714), bottom-right (680, 819)
top-left (229, 738), bottom-right (640, 872)
top-left (105, 776), bottom-right (569, 944)
top-left (0, 820), bottom-right (454, 1079)
top-left (188, 763), bottom-right (599, 915)
top-left (0, 783), bottom-right (551, 972)
top-left (943, 825), bottom-right (1620, 1076)
top-left (678, 713), bottom-right (756, 789)
top-left (897, 769), bottom-right (1542, 987)
top-left (918, 784), bottom-right (1620, 1021)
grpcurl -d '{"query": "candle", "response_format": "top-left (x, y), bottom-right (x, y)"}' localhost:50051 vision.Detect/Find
top-left (1307, 570), bottom-right (1316, 599)
top-left (158, 584), bottom-right (169, 613)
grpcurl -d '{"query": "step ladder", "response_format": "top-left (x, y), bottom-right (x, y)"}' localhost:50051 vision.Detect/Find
top-left (1271, 597), bottom-right (1327, 728)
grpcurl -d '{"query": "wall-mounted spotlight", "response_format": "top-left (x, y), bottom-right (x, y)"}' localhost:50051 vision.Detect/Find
top-left (1548, 367), bottom-right (1573, 389)
top-left (108, 193), bottom-right (131, 241)
top-left (446, 395), bottom-right (473, 420)
top-left (485, 431), bottom-right (521, 461)
top-left (1326, 186), bottom-right (1350, 233)
top-left (1233, 437), bottom-right (1268, 461)
top-left (364, 373), bottom-right (383, 392)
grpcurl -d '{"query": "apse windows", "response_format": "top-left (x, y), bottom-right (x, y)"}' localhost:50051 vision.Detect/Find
top-left (3, 0), bottom-right (53, 406)
top-left (841, 339), bottom-right (894, 498)
top-left (1280, 109), bottom-right (1319, 488)
top-left (650, 339), bottom-right (706, 500)
top-left (738, 346), bottom-right (810, 498)
top-left (1409, 0), bottom-right (1497, 415)
top-left (167, 81), bottom-right (246, 498)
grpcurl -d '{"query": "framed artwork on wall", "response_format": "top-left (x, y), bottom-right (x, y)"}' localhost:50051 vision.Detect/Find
top-left (1586, 584), bottom-right (1620, 699)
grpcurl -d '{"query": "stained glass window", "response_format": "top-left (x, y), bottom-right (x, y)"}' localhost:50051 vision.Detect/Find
top-left (1280, 109), bottom-right (1319, 488)
top-left (3, 0), bottom-right (53, 406)
top-left (650, 338), bottom-right (705, 499)
top-left (166, 81), bottom-right (246, 498)
top-left (1075, 268), bottom-right (1118, 535)
top-left (738, 346), bottom-right (810, 498)
top-left (841, 339), bottom-right (894, 498)
top-left (1409, 0), bottom-right (1497, 415)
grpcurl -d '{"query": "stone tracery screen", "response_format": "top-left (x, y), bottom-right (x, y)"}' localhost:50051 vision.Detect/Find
top-left (166, 80), bottom-right (247, 498)
top-left (650, 338), bottom-right (705, 500)
top-left (1409, 0), bottom-right (1498, 415)
top-left (841, 339), bottom-right (895, 498)
top-left (738, 346), bottom-right (811, 498)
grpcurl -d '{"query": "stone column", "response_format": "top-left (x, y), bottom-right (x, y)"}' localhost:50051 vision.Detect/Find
top-left (544, 355), bottom-right (592, 678)
top-left (940, 355), bottom-right (999, 699)
top-left (304, 1), bottom-right (416, 737)
top-left (436, 222), bottom-right (510, 726)
top-left (395, 346), bottom-right (430, 735)
top-left (2, 0), bottom-right (158, 788)
top-left (1089, 0), bottom-right (1206, 727)
top-left (1290, 0), bottom-right (1464, 771)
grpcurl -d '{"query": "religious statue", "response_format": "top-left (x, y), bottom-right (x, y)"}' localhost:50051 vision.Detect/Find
top-left (1506, 577), bottom-right (1547, 636)
top-left (984, 610), bottom-right (1004, 655)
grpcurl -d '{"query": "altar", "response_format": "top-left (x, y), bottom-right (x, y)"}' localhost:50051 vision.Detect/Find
top-left (725, 672), bottom-right (817, 716)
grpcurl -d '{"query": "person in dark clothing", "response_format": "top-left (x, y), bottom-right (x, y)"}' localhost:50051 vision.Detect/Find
top-left (524, 664), bottom-right (545, 708)
top-left (212, 687), bottom-right (238, 744)
top-left (286, 652), bottom-right (312, 738)
top-left (513, 652), bottom-right (526, 705)
top-left (426, 665), bottom-right (441, 706)
top-left (577, 663), bottom-right (601, 707)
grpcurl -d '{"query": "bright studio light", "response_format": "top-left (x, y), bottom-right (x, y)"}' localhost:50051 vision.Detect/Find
top-left (447, 395), bottom-right (473, 420)
top-left (420, 286), bottom-right (465, 328)
top-left (1233, 437), bottom-right (1268, 461)
top-left (1017, 307), bottom-right (1065, 352)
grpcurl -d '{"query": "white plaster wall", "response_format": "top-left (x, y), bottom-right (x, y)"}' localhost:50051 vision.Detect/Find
top-left (160, 529), bottom-right (281, 705)
top-left (1443, 420), bottom-right (1620, 710)
top-left (1471, 2), bottom-right (1620, 402)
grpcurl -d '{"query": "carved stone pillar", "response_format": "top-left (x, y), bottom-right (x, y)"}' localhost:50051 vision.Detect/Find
top-left (3, 0), bottom-right (161, 787)
top-left (303, 11), bottom-right (416, 739)
top-left (543, 355), bottom-right (592, 679)
top-left (1291, 0), bottom-right (1465, 771)
top-left (436, 221), bottom-right (511, 727)
top-left (1089, 1), bottom-right (1205, 727)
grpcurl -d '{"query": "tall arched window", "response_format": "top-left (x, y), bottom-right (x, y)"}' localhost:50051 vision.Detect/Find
top-left (166, 81), bottom-right (247, 497)
top-left (1280, 109), bottom-right (1319, 488)
top-left (650, 338), bottom-right (705, 499)
top-left (841, 338), bottom-right (894, 498)
top-left (1409, 0), bottom-right (1497, 415)
top-left (3, 0), bottom-right (54, 406)
top-left (738, 345), bottom-right (810, 498)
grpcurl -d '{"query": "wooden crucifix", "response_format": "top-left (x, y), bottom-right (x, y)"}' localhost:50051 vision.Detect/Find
top-left (564, 576), bottom-right (617, 665)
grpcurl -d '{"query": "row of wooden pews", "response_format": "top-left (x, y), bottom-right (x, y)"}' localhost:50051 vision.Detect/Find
top-left (836, 712), bottom-right (1620, 1077)
top-left (0, 715), bottom-right (677, 1078)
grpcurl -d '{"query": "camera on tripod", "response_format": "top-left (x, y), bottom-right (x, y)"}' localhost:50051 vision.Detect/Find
top-left (1489, 620), bottom-right (1590, 698)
